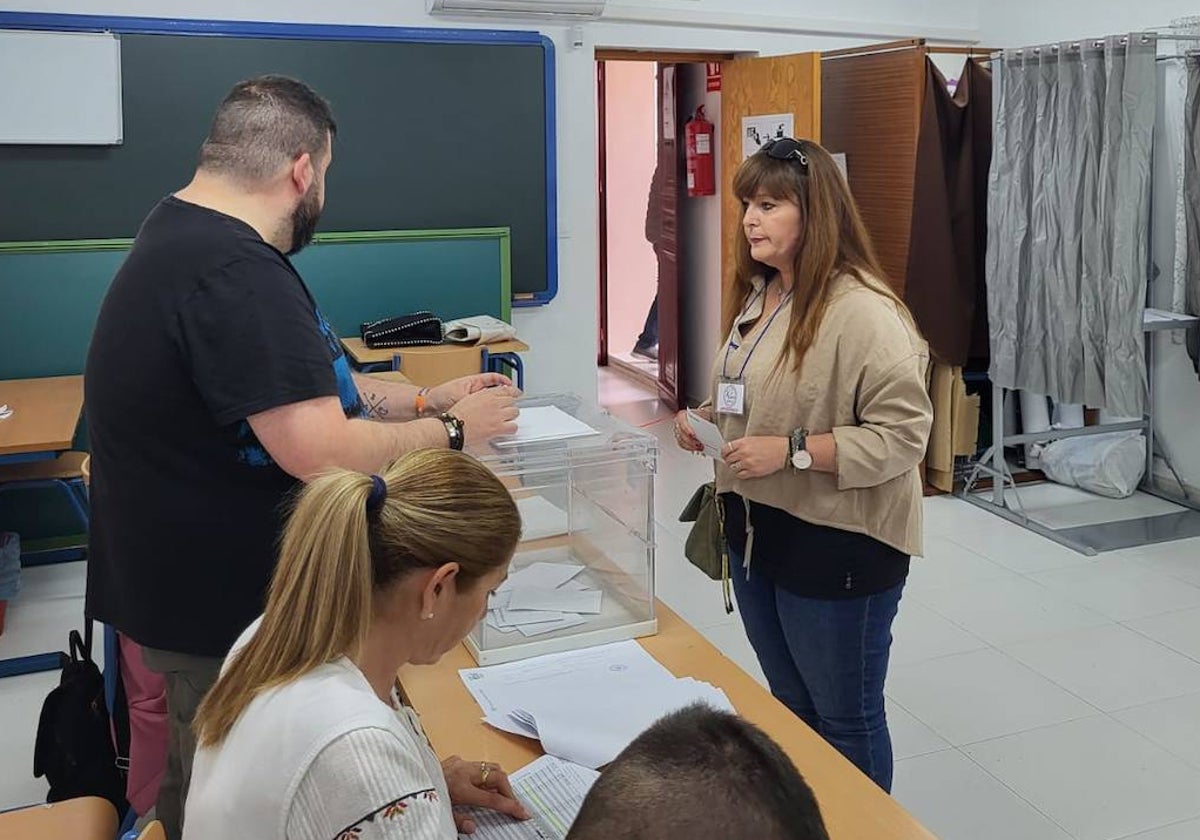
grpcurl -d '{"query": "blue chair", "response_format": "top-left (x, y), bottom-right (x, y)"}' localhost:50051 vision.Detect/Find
top-left (0, 451), bottom-right (90, 566)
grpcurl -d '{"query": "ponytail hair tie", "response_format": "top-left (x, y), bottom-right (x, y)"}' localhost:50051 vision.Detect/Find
top-left (366, 474), bottom-right (388, 513)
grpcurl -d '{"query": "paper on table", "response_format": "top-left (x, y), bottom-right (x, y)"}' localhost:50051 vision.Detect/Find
top-left (489, 590), bottom-right (513, 611)
top-left (516, 496), bottom-right (570, 542)
top-left (687, 409), bottom-right (724, 458)
top-left (456, 754), bottom-right (600, 840)
top-left (520, 678), bottom-right (736, 769)
top-left (460, 641), bottom-right (677, 728)
top-left (493, 406), bottom-right (600, 448)
top-left (507, 588), bottom-right (603, 615)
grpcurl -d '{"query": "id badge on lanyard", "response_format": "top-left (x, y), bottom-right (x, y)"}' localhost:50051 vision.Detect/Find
top-left (718, 283), bottom-right (791, 419)
top-left (716, 376), bottom-right (746, 416)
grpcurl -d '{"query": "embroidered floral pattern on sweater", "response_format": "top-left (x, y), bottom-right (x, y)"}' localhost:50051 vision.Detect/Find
top-left (333, 788), bottom-right (440, 840)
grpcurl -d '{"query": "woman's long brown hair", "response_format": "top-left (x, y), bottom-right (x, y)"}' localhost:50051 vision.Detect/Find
top-left (726, 139), bottom-right (912, 373)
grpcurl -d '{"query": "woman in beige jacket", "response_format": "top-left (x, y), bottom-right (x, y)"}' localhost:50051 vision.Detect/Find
top-left (676, 138), bottom-right (932, 792)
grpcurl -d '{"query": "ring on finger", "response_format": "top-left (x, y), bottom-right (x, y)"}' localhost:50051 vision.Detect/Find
top-left (480, 762), bottom-right (491, 784)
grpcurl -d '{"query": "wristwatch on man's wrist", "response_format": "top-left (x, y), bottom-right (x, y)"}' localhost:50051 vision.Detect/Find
top-left (790, 428), bottom-right (812, 470)
top-left (440, 412), bottom-right (465, 451)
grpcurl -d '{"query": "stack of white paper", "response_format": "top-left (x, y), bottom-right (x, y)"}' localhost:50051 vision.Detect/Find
top-left (460, 641), bottom-right (737, 769)
top-left (486, 562), bottom-right (603, 638)
top-left (493, 406), bottom-right (600, 448)
top-left (457, 754), bottom-right (599, 840)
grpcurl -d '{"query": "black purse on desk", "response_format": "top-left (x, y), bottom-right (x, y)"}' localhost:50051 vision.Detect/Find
top-left (679, 483), bottom-right (734, 614)
top-left (360, 312), bottom-right (443, 348)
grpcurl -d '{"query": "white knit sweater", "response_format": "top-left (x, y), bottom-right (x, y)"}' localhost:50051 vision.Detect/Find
top-left (184, 622), bottom-right (455, 840)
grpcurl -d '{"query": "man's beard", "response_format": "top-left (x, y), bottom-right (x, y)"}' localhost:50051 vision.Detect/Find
top-left (286, 184), bottom-right (322, 256)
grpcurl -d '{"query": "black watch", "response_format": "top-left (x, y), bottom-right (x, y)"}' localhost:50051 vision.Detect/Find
top-left (440, 412), bottom-right (465, 451)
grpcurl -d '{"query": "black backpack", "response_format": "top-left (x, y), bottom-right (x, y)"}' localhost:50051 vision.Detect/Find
top-left (33, 626), bottom-right (129, 814)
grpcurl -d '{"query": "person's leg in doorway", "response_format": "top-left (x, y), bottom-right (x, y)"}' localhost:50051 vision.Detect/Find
top-left (141, 647), bottom-right (223, 840)
top-left (633, 296), bottom-right (659, 360)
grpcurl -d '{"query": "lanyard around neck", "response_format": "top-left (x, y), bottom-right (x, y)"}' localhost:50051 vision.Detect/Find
top-left (722, 284), bottom-right (793, 381)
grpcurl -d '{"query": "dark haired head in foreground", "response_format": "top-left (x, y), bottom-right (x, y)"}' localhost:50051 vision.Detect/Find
top-left (566, 705), bottom-right (830, 840)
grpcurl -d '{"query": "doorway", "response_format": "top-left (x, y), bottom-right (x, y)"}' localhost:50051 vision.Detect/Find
top-left (597, 59), bottom-right (661, 386)
top-left (598, 55), bottom-right (711, 413)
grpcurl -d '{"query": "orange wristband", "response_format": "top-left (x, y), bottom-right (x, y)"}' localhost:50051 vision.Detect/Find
top-left (415, 388), bottom-right (431, 417)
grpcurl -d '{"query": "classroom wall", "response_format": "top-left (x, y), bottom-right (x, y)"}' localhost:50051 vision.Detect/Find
top-left (5, 0), bottom-right (981, 409)
top-left (603, 61), bottom-right (658, 359)
top-left (979, 3), bottom-right (1200, 494)
top-left (979, 1), bottom-right (1194, 45)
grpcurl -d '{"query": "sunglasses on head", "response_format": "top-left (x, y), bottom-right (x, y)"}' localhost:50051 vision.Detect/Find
top-left (759, 137), bottom-right (809, 168)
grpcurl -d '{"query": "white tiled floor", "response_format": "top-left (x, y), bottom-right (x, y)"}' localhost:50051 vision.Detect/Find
top-left (597, 367), bottom-right (1200, 840)
top-left (0, 368), bottom-right (1197, 840)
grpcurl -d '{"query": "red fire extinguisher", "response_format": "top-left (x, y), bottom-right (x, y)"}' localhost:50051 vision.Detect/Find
top-left (684, 105), bottom-right (715, 197)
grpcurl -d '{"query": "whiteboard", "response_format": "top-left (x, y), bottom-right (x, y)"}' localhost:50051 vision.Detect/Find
top-left (0, 29), bottom-right (123, 145)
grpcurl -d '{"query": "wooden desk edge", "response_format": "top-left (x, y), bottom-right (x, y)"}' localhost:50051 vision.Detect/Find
top-left (0, 375), bottom-right (85, 457)
top-left (400, 601), bottom-right (938, 840)
top-left (341, 337), bottom-right (529, 365)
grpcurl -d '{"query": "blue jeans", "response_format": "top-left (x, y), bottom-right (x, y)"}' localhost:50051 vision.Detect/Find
top-left (730, 552), bottom-right (904, 791)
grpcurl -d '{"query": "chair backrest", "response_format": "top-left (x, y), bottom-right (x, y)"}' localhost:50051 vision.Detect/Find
top-left (136, 819), bottom-right (166, 840)
top-left (81, 455), bottom-right (90, 487)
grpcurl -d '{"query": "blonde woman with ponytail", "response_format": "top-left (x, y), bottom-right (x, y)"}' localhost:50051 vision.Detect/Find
top-left (675, 138), bottom-right (932, 793)
top-left (183, 449), bottom-right (529, 840)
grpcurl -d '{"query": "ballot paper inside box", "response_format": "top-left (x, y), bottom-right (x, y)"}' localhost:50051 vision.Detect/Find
top-left (468, 394), bottom-right (658, 666)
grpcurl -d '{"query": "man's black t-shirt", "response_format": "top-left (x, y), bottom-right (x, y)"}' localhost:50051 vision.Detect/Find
top-left (84, 197), bottom-right (365, 657)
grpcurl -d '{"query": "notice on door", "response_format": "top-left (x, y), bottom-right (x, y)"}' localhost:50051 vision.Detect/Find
top-left (741, 113), bottom-right (794, 160)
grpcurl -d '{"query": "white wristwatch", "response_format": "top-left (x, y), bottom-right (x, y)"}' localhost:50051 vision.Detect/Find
top-left (790, 428), bottom-right (813, 470)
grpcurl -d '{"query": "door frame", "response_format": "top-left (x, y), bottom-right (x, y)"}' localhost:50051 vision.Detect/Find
top-left (595, 51), bottom-right (725, 405)
top-left (596, 59), bottom-right (610, 367)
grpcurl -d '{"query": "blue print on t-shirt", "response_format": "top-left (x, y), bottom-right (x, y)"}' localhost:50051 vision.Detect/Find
top-left (235, 307), bottom-right (365, 467)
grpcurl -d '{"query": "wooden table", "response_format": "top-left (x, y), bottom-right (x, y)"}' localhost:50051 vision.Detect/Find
top-left (341, 338), bottom-right (529, 389)
top-left (0, 375), bottom-right (85, 465)
top-left (401, 602), bottom-right (937, 840)
top-left (0, 797), bottom-right (117, 840)
top-left (0, 375), bottom-right (86, 679)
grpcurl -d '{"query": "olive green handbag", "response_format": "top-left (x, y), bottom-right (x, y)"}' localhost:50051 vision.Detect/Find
top-left (678, 482), bottom-right (734, 614)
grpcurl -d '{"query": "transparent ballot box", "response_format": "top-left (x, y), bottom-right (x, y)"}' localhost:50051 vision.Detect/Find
top-left (467, 394), bottom-right (658, 665)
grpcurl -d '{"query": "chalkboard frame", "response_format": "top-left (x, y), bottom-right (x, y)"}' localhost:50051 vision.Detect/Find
top-left (0, 11), bottom-right (559, 306)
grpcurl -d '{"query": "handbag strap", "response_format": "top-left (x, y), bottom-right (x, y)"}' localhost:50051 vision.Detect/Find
top-left (715, 495), bottom-right (733, 615)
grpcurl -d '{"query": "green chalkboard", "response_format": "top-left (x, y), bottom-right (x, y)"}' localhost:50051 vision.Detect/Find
top-left (0, 228), bottom-right (512, 381)
top-left (0, 27), bottom-right (553, 298)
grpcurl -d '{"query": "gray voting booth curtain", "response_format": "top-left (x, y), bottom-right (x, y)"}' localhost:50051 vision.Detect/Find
top-left (987, 35), bottom-right (1156, 416)
top-left (1185, 56), bottom-right (1200, 375)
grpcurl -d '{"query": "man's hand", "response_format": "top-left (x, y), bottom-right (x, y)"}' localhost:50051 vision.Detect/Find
top-left (449, 387), bottom-right (520, 446)
top-left (428, 374), bottom-right (516, 414)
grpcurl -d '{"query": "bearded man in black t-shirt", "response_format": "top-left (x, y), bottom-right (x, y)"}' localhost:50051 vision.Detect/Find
top-left (84, 75), bottom-right (519, 840)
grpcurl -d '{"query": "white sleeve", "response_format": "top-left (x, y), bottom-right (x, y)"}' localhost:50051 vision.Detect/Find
top-left (285, 727), bottom-right (456, 840)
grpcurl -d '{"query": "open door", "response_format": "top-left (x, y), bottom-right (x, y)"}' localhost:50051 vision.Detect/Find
top-left (654, 63), bottom-right (683, 410)
top-left (596, 60), bottom-right (609, 368)
top-left (720, 54), bottom-right (822, 318)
